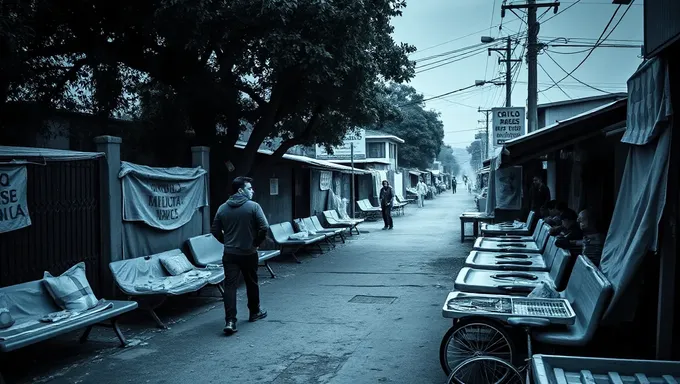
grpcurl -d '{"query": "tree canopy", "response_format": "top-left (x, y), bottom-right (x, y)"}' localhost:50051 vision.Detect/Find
top-left (437, 145), bottom-right (460, 176)
top-left (372, 83), bottom-right (445, 169)
top-left (0, 0), bottom-right (416, 175)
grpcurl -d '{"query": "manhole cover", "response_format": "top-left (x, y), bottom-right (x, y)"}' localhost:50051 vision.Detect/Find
top-left (349, 295), bottom-right (397, 304)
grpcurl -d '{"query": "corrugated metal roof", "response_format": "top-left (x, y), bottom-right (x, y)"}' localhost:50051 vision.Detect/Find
top-left (234, 143), bottom-right (370, 174)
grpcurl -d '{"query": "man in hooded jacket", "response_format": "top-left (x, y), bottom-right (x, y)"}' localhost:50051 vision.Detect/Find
top-left (379, 180), bottom-right (394, 230)
top-left (211, 176), bottom-right (269, 335)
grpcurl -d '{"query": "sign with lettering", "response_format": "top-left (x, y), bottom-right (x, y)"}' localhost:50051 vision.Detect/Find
top-left (315, 129), bottom-right (366, 160)
top-left (492, 107), bottom-right (526, 147)
top-left (0, 166), bottom-right (32, 233)
top-left (120, 162), bottom-right (208, 230)
top-left (319, 171), bottom-right (332, 191)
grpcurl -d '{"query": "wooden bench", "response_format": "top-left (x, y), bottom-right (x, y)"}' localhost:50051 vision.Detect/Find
top-left (269, 222), bottom-right (327, 264)
top-left (460, 212), bottom-right (495, 243)
top-left (0, 275), bottom-right (137, 382)
top-left (186, 234), bottom-right (281, 278)
top-left (109, 249), bottom-right (224, 328)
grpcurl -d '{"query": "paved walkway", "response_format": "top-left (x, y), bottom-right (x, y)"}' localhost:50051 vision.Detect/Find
top-left (5, 189), bottom-right (478, 384)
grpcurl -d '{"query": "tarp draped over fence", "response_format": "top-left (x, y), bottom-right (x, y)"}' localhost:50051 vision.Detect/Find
top-left (119, 162), bottom-right (208, 231)
top-left (119, 161), bottom-right (209, 260)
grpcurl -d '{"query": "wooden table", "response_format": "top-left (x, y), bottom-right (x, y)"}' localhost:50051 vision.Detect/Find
top-left (459, 212), bottom-right (495, 242)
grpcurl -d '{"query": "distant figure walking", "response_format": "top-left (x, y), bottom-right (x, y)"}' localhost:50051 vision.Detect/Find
top-left (452, 176), bottom-right (457, 194)
top-left (379, 180), bottom-right (394, 230)
top-left (211, 176), bottom-right (269, 336)
top-left (416, 178), bottom-right (427, 208)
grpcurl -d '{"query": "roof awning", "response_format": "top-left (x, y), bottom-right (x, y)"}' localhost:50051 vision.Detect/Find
top-left (0, 146), bottom-right (104, 163)
top-left (233, 144), bottom-right (370, 174)
top-left (478, 166), bottom-right (490, 174)
top-left (484, 98), bottom-right (627, 167)
top-left (408, 170), bottom-right (424, 176)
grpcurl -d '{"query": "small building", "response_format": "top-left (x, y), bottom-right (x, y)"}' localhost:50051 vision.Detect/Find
top-left (536, 93), bottom-right (628, 132)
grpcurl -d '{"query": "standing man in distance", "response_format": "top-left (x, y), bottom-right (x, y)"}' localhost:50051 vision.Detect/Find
top-left (211, 176), bottom-right (269, 336)
top-left (529, 175), bottom-right (551, 213)
top-left (379, 180), bottom-right (394, 230)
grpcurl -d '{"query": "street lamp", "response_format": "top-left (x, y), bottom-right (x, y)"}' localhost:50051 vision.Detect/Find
top-left (481, 36), bottom-right (495, 44)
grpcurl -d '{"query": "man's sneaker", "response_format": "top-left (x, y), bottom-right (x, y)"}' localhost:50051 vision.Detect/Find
top-left (223, 320), bottom-right (237, 335)
top-left (249, 309), bottom-right (268, 322)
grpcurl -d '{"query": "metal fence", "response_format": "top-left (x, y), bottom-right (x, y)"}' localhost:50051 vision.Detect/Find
top-left (0, 160), bottom-right (102, 294)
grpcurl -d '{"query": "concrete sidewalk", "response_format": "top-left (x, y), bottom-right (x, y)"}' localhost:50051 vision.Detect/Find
top-left (5, 190), bottom-right (478, 384)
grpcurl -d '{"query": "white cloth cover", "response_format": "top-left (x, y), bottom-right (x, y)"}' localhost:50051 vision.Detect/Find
top-left (599, 57), bottom-right (673, 322)
top-left (159, 253), bottom-right (196, 276)
top-left (119, 161), bottom-right (208, 231)
top-left (0, 165), bottom-right (32, 233)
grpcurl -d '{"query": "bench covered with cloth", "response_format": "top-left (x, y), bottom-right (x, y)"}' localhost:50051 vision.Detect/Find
top-left (0, 262), bottom-right (137, 381)
top-left (187, 234), bottom-right (280, 278)
top-left (109, 249), bottom-right (223, 328)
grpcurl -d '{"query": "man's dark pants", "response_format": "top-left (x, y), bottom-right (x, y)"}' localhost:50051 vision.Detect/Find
top-left (222, 252), bottom-right (260, 322)
top-left (453, 184), bottom-right (456, 193)
top-left (381, 205), bottom-right (393, 228)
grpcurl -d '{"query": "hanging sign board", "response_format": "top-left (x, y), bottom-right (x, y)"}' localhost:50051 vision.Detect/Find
top-left (0, 166), bottom-right (32, 233)
top-left (315, 129), bottom-right (366, 160)
top-left (492, 107), bottom-right (526, 147)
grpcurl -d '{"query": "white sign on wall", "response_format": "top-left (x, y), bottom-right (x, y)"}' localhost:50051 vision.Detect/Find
top-left (492, 107), bottom-right (526, 147)
top-left (315, 129), bottom-right (366, 160)
top-left (0, 166), bottom-right (32, 233)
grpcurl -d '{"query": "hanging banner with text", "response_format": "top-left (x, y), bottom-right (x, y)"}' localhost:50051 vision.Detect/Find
top-left (119, 162), bottom-right (208, 231)
top-left (0, 166), bottom-right (32, 233)
top-left (492, 107), bottom-right (526, 148)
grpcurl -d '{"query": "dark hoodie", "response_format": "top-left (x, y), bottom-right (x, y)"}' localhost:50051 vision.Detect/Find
top-left (211, 194), bottom-right (269, 255)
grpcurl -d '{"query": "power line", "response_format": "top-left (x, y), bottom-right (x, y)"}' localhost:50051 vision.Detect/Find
top-left (408, 19), bottom-right (521, 57)
top-left (540, 0), bottom-right (582, 24)
top-left (540, 2), bottom-right (628, 93)
top-left (538, 61), bottom-right (571, 99)
top-left (400, 79), bottom-right (503, 107)
top-left (542, 50), bottom-right (615, 94)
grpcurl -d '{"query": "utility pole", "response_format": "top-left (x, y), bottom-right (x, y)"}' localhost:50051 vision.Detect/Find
top-left (501, 1), bottom-right (560, 132)
top-left (478, 108), bottom-right (492, 159)
top-left (488, 36), bottom-right (521, 107)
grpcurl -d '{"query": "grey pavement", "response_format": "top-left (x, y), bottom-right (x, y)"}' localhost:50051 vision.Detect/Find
top-left (4, 188), bottom-right (477, 384)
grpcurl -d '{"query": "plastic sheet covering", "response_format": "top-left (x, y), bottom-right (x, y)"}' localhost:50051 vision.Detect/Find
top-left (599, 126), bottom-right (672, 322)
top-left (109, 249), bottom-right (216, 296)
top-left (327, 189), bottom-right (350, 219)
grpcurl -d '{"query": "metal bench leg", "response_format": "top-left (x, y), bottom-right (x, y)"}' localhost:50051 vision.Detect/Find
top-left (353, 225), bottom-right (360, 235)
top-left (339, 233), bottom-right (346, 243)
top-left (79, 325), bottom-right (94, 344)
top-left (148, 309), bottom-right (168, 329)
top-left (290, 251), bottom-right (302, 264)
top-left (316, 243), bottom-right (324, 254)
top-left (325, 237), bottom-right (336, 248)
top-left (264, 261), bottom-right (277, 278)
top-left (216, 284), bottom-right (225, 295)
top-left (460, 219), bottom-right (465, 243)
top-left (111, 319), bottom-right (129, 347)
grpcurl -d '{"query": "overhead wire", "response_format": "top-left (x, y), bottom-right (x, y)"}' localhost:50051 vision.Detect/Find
top-left (538, 61), bottom-right (571, 99)
top-left (408, 18), bottom-right (521, 57)
top-left (539, 2), bottom-right (628, 93)
top-left (540, 0), bottom-right (582, 24)
top-left (542, 51), bottom-right (615, 94)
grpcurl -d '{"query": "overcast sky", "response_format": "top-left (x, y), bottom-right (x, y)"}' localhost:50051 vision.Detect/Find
top-left (390, 0), bottom-right (644, 153)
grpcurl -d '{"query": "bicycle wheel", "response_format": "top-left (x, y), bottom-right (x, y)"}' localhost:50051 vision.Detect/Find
top-left (447, 356), bottom-right (524, 384)
top-left (439, 317), bottom-right (515, 376)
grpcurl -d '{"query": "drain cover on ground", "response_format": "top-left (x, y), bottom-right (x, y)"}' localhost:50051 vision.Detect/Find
top-left (349, 295), bottom-right (397, 304)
